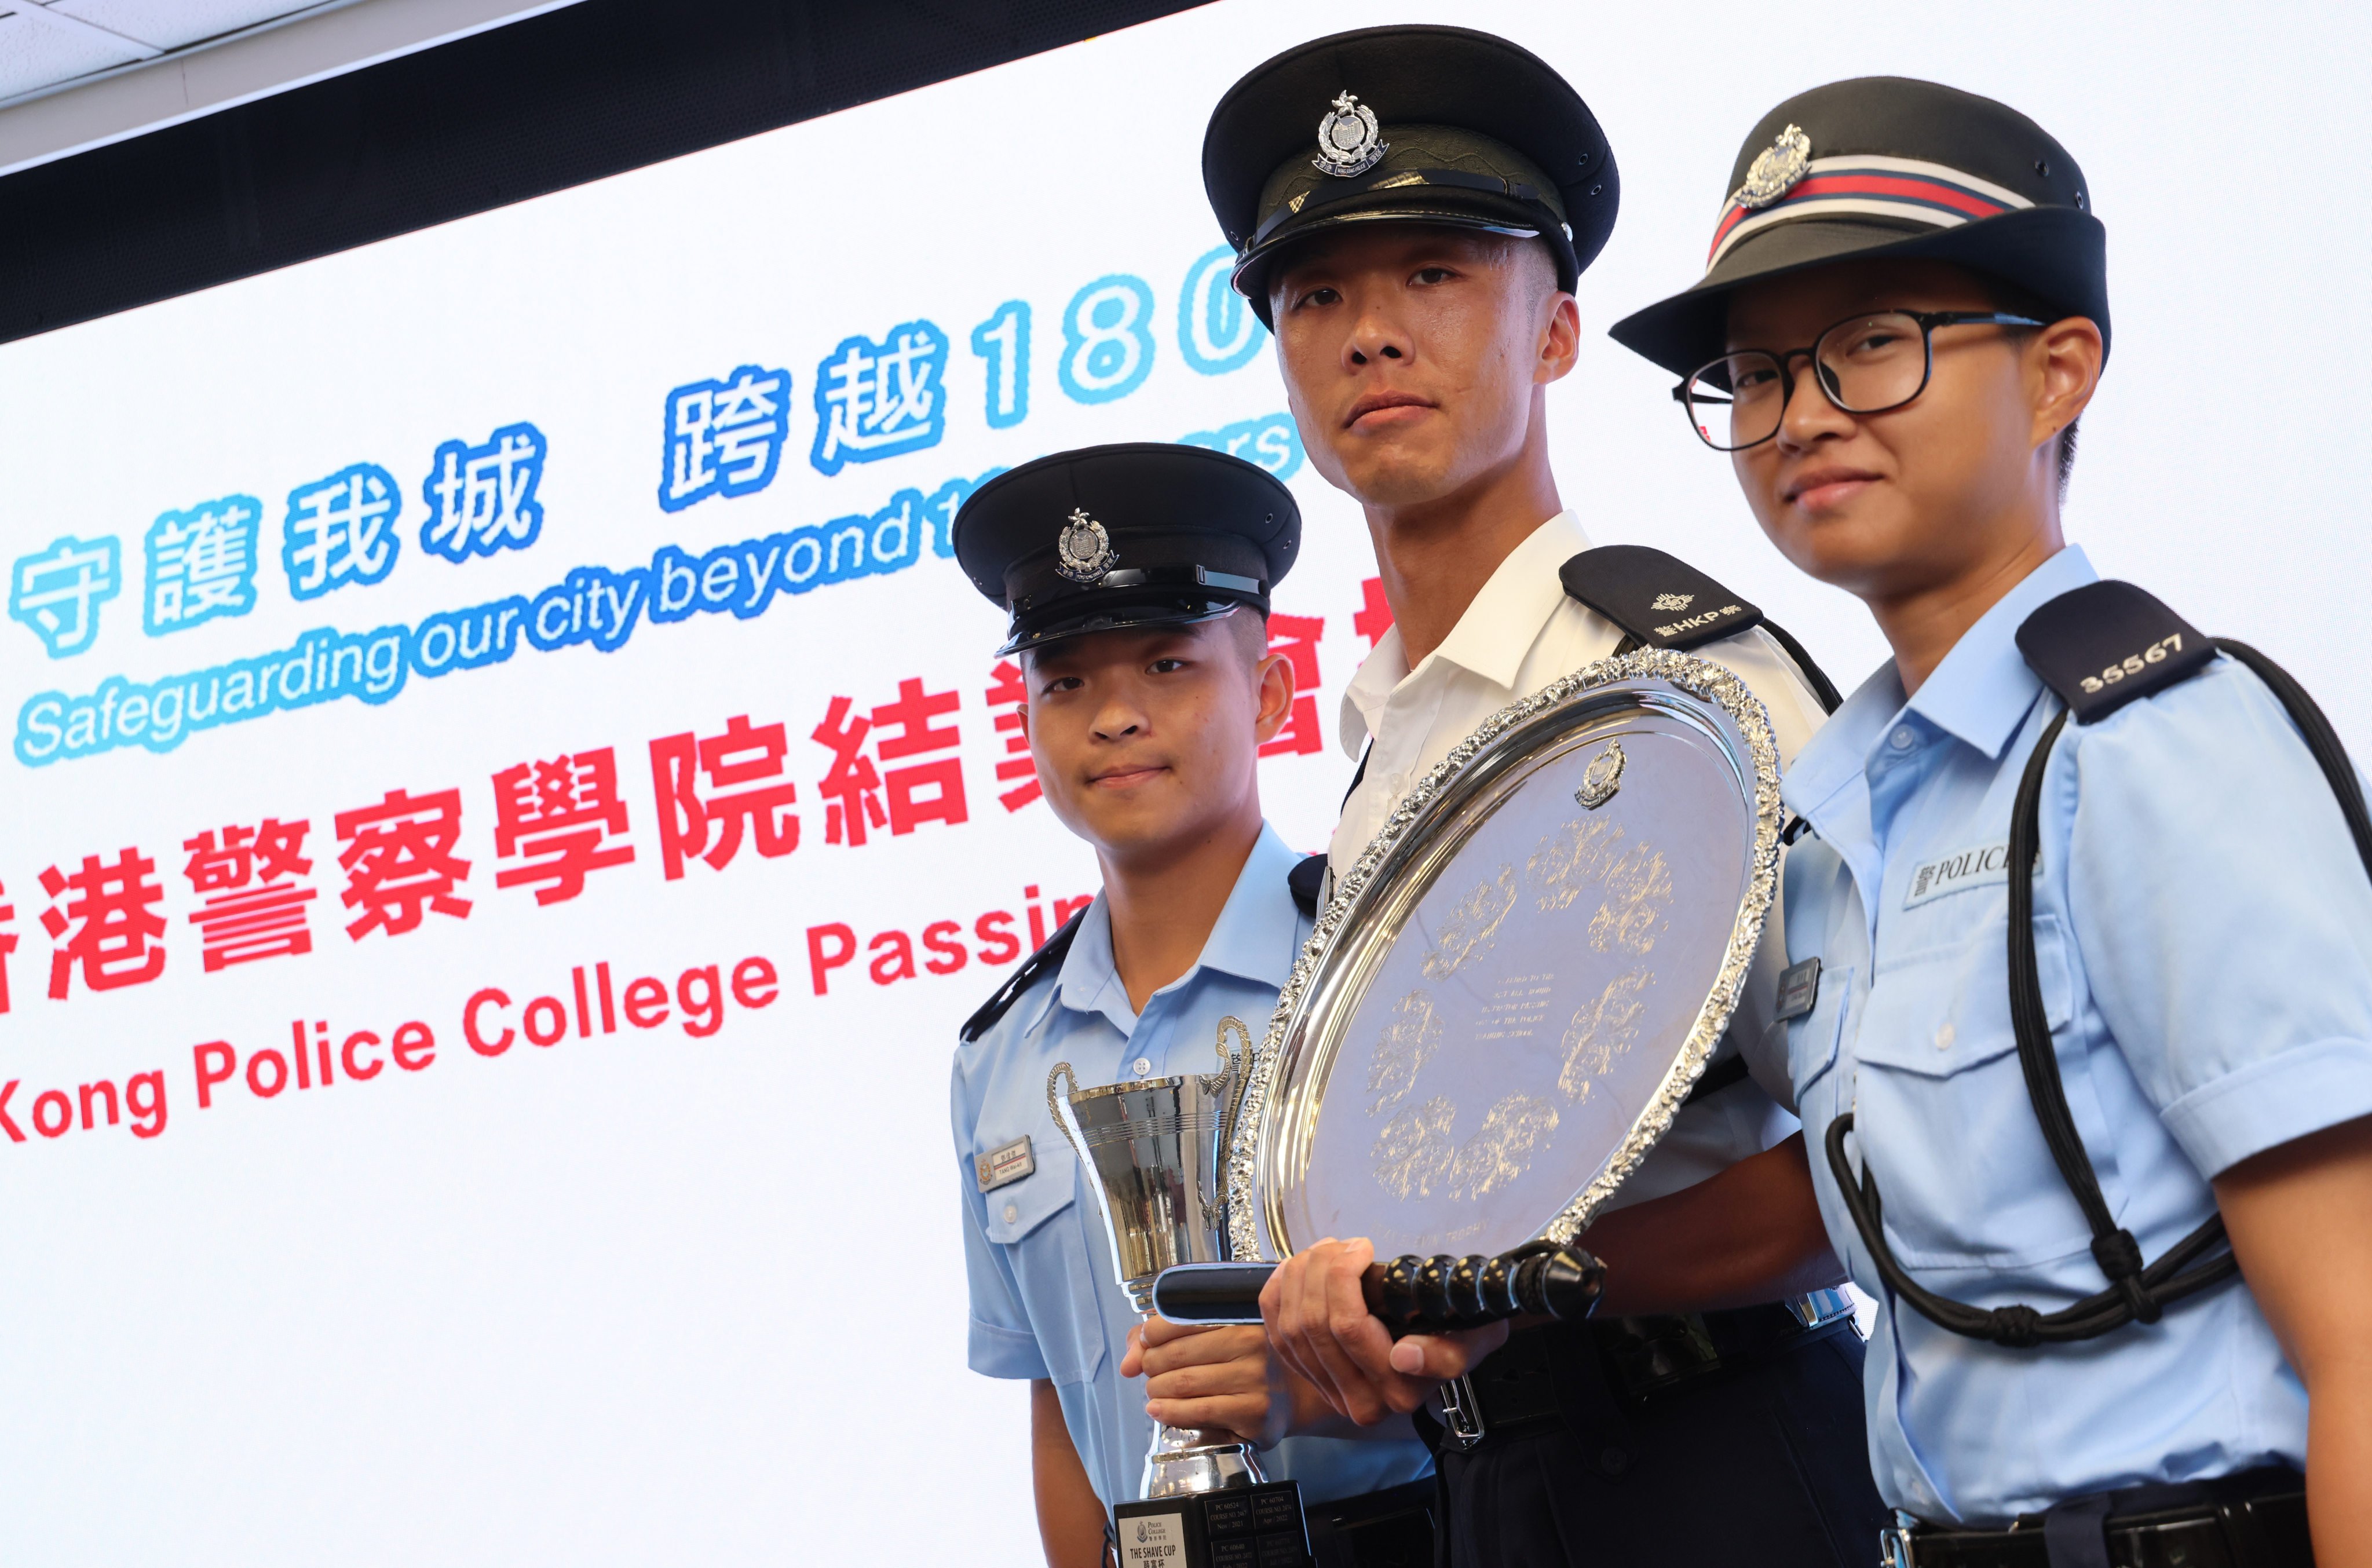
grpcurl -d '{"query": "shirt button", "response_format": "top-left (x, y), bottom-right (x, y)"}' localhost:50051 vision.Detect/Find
top-left (1935, 1021), bottom-right (1956, 1052)
top-left (1131, 1057), bottom-right (1153, 1077)
top-left (1002, 1203), bottom-right (1019, 1224)
top-left (1888, 726), bottom-right (1917, 751)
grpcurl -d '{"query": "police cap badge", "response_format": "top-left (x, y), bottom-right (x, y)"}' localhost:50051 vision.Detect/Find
top-left (1203, 26), bottom-right (1618, 324)
top-left (952, 443), bottom-right (1300, 657)
top-left (1610, 77), bottom-right (2107, 378)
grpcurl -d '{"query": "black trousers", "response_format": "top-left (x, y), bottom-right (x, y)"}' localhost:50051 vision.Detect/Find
top-left (1430, 1322), bottom-right (1888, 1568)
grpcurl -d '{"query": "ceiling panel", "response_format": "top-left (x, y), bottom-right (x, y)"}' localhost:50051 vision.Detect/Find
top-left (0, 8), bottom-right (147, 101)
top-left (53, 0), bottom-right (324, 53)
top-left (0, 1), bottom-right (326, 104)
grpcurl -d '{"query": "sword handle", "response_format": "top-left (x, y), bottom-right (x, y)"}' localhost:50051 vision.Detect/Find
top-left (1148, 1242), bottom-right (1605, 1335)
top-left (1363, 1242), bottom-right (1605, 1334)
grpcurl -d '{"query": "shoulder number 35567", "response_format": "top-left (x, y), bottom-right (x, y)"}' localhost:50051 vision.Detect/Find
top-left (2079, 633), bottom-right (2184, 695)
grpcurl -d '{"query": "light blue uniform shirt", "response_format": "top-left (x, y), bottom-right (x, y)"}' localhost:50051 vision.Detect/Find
top-left (952, 824), bottom-right (1434, 1509)
top-left (1775, 544), bottom-right (2372, 1525)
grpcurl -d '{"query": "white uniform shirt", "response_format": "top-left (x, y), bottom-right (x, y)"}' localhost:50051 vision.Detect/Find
top-left (1330, 511), bottom-right (1830, 1204)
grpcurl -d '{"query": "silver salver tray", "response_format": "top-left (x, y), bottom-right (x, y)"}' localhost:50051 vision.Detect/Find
top-left (1227, 649), bottom-right (1782, 1263)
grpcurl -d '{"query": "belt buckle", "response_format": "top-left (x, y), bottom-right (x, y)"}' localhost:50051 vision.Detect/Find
top-left (1432, 1372), bottom-right (1486, 1452)
top-left (1878, 1522), bottom-right (1918, 1568)
top-left (1788, 1287), bottom-right (1856, 1331)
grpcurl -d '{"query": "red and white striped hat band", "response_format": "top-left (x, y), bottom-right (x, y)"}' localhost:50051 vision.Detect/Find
top-left (1705, 153), bottom-right (2034, 272)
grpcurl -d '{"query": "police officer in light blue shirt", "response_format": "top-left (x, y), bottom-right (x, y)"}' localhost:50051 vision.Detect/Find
top-left (948, 444), bottom-right (1434, 1568)
top-left (1612, 78), bottom-right (2372, 1566)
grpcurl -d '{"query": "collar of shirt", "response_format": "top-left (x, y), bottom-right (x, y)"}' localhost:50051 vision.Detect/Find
top-left (1783, 545), bottom-right (2099, 819)
top-left (1036, 823), bottom-right (1304, 1037)
top-left (1781, 546), bottom-right (2099, 907)
top-left (1337, 511), bottom-right (1595, 759)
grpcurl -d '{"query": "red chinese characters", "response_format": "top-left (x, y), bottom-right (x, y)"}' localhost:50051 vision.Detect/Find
top-left (335, 787), bottom-right (473, 939)
top-left (1354, 576), bottom-right (1395, 650)
top-left (39, 847), bottom-right (168, 997)
top-left (184, 818), bottom-right (319, 970)
top-left (648, 715), bottom-right (800, 880)
top-left (815, 678), bottom-right (967, 846)
top-left (0, 878), bottom-right (18, 1013)
top-left (1260, 612), bottom-right (1326, 758)
top-left (493, 748), bottom-right (636, 904)
top-left (985, 660), bottom-right (1039, 811)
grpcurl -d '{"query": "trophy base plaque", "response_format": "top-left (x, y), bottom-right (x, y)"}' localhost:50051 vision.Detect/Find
top-left (1114, 1481), bottom-right (1311, 1568)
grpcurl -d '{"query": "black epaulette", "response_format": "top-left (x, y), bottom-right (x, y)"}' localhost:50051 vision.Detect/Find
top-left (1286, 852), bottom-right (1326, 916)
top-left (2013, 580), bottom-right (2216, 724)
top-left (958, 907), bottom-right (1086, 1044)
top-left (1559, 544), bottom-right (1761, 651)
top-left (1561, 545), bottom-right (1843, 712)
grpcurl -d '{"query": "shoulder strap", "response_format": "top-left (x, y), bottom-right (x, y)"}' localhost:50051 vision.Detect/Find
top-left (1828, 582), bottom-right (2372, 1346)
top-left (1559, 544), bottom-right (1760, 650)
top-left (1287, 852), bottom-right (1327, 917)
top-left (1560, 545), bottom-right (1843, 713)
top-left (2013, 580), bottom-right (2216, 723)
top-left (958, 907), bottom-right (1086, 1044)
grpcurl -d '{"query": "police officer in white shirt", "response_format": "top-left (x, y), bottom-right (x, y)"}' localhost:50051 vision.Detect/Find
top-left (1197, 24), bottom-right (1889, 1567)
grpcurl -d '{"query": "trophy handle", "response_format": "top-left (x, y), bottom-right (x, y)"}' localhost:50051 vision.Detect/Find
top-left (1212, 1016), bottom-right (1251, 1165)
top-left (1207, 1017), bottom-right (1253, 1250)
top-left (1045, 1062), bottom-right (1083, 1165)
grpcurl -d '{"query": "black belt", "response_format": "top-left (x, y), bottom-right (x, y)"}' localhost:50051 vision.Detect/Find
top-left (1441, 1299), bottom-right (1854, 1446)
top-left (1885, 1471), bottom-right (2309, 1568)
top-left (1303, 1479), bottom-right (1435, 1568)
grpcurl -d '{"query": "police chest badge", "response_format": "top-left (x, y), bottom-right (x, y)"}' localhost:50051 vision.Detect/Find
top-left (1055, 507), bottom-right (1115, 583)
top-left (1313, 92), bottom-right (1388, 178)
top-left (1734, 123), bottom-right (1812, 209)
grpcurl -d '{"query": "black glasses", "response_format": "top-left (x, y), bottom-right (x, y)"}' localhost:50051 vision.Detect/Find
top-left (1674, 309), bottom-right (2044, 452)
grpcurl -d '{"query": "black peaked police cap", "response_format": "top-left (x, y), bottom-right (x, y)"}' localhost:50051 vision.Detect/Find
top-left (1204, 25), bottom-right (1617, 324)
top-left (1609, 76), bottom-right (2107, 377)
top-left (953, 443), bottom-right (1299, 657)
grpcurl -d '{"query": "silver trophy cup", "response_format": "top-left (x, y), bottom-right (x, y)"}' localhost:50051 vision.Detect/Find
top-left (1048, 1018), bottom-right (1266, 1499)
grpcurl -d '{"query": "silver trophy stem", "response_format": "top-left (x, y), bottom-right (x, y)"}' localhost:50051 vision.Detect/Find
top-left (1142, 1405), bottom-right (1264, 1496)
top-left (1051, 1022), bottom-right (1267, 1500)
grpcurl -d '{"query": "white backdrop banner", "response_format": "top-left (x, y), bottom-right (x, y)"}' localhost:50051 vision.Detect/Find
top-left (2, 1), bottom-right (2366, 1561)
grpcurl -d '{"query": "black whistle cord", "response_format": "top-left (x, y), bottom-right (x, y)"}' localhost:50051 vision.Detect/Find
top-left (1826, 638), bottom-right (2372, 1346)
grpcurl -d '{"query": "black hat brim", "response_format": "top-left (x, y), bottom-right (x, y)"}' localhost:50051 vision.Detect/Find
top-left (1609, 204), bottom-right (2108, 378)
top-left (995, 597), bottom-right (1250, 659)
top-left (1230, 194), bottom-right (1566, 324)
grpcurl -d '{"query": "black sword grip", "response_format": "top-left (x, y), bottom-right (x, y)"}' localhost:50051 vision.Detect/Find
top-left (1362, 1243), bottom-right (1606, 1335)
top-left (1145, 1243), bottom-right (1606, 1333)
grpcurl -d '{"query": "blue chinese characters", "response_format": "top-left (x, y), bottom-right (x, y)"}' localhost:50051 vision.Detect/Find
top-left (10, 535), bottom-right (121, 657)
top-left (284, 463), bottom-right (401, 600)
top-left (660, 365), bottom-right (791, 511)
top-left (421, 422), bottom-right (547, 562)
top-left (144, 494), bottom-right (261, 635)
top-left (810, 320), bottom-right (948, 476)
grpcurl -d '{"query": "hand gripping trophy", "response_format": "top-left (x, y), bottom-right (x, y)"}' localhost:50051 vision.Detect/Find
top-left (1048, 1019), bottom-right (1314, 1568)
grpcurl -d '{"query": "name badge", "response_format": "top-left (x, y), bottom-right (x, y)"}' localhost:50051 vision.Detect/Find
top-left (976, 1134), bottom-right (1035, 1193)
top-left (1903, 840), bottom-right (2038, 910)
top-left (1774, 957), bottom-right (1822, 1022)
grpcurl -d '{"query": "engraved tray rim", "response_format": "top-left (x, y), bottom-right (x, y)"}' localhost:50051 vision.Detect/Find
top-left (1226, 648), bottom-right (1783, 1261)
